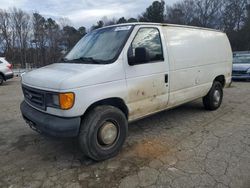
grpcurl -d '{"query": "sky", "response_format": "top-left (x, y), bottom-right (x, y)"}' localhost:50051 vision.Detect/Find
top-left (0, 0), bottom-right (178, 28)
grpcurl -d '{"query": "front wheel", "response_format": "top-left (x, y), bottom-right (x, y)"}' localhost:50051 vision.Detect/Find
top-left (78, 105), bottom-right (128, 161)
top-left (0, 75), bottom-right (4, 85)
top-left (203, 81), bottom-right (223, 111)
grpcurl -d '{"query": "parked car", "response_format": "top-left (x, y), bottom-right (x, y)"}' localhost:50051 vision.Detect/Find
top-left (232, 51), bottom-right (250, 80)
top-left (20, 23), bottom-right (232, 161)
top-left (0, 57), bottom-right (14, 85)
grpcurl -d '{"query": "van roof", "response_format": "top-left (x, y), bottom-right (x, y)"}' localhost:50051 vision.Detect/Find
top-left (103, 22), bottom-right (223, 33)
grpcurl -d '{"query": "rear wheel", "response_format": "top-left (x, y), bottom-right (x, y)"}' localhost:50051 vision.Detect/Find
top-left (203, 81), bottom-right (223, 111)
top-left (0, 75), bottom-right (4, 85)
top-left (78, 105), bottom-right (128, 161)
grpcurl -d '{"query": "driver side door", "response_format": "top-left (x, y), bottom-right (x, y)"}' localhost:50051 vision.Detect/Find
top-left (124, 26), bottom-right (170, 121)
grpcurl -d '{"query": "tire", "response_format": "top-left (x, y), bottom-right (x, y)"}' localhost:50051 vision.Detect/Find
top-left (0, 74), bottom-right (4, 85)
top-left (78, 105), bottom-right (128, 161)
top-left (203, 81), bottom-right (223, 111)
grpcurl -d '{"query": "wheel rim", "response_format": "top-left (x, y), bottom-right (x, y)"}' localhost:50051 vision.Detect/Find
top-left (213, 89), bottom-right (221, 106)
top-left (98, 121), bottom-right (118, 146)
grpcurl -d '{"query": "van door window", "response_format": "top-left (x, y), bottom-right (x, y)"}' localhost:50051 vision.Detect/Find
top-left (128, 28), bottom-right (164, 65)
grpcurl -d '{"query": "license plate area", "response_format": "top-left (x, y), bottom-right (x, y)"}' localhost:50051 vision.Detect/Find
top-left (23, 116), bottom-right (42, 134)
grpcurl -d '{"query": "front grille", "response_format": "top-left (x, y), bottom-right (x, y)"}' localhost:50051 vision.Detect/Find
top-left (232, 70), bottom-right (247, 76)
top-left (22, 85), bottom-right (45, 110)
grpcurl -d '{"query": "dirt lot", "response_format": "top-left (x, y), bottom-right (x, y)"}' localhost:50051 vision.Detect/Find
top-left (0, 78), bottom-right (250, 188)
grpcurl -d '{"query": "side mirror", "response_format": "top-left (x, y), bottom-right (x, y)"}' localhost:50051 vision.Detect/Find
top-left (128, 47), bottom-right (150, 65)
top-left (135, 47), bottom-right (149, 63)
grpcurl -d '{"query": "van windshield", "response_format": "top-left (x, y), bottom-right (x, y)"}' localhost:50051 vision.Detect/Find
top-left (64, 25), bottom-right (133, 64)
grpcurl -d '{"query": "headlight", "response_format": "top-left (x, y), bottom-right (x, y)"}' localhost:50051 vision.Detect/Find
top-left (59, 92), bottom-right (75, 110)
top-left (46, 93), bottom-right (60, 108)
top-left (46, 92), bottom-right (75, 110)
top-left (247, 68), bottom-right (250, 74)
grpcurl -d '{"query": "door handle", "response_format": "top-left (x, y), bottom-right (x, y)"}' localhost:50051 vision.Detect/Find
top-left (165, 74), bottom-right (168, 83)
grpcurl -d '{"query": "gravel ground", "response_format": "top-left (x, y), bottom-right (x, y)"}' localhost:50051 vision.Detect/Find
top-left (0, 78), bottom-right (250, 188)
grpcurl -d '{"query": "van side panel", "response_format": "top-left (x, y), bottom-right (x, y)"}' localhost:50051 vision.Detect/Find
top-left (163, 26), bottom-right (232, 106)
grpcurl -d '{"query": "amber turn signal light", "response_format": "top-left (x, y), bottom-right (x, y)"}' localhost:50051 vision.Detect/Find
top-left (59, 92), bottom-right (75, 110)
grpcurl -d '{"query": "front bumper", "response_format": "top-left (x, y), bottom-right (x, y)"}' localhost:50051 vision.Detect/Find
top-left (232, 75), bottom-right (250, 80)
top-left (20, 101), bottom-right (81, 137)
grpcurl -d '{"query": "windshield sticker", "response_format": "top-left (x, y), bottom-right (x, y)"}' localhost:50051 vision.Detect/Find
top-left (114, 26), bottom-right (131, 31)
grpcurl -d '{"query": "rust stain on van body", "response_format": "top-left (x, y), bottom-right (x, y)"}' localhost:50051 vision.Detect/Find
top-left (127, 79), bottom-right (168, 121)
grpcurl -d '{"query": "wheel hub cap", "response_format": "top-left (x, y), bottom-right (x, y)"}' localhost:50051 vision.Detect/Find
top-left (98, 122), bottom-right (118, 145)
top-left (214, 90), bottom-right (220, 105)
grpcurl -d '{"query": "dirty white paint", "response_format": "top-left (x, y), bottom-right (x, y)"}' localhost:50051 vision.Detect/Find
top-left (124, 24), bottom-right (232, 121)
top-left (21, 23), bottom-right (232, 121)
top-left (164, 26), bottom-right (232, 108)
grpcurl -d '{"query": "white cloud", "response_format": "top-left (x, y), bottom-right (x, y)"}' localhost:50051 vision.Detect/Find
top-left (0, 0), bottom-right (28, 9)
top-left (68, 8), bottom-right (125, 23)
top-left (1, 0), bottom-right (178, 28)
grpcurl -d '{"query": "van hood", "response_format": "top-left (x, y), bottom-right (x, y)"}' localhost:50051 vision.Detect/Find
top-left (22, 63), bottom-right (124, 90)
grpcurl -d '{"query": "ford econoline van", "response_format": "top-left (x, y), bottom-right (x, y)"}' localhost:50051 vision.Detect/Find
top-left (20, 23), bottom-right (232, 161)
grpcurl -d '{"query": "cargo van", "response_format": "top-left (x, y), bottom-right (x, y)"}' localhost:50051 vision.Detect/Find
top-left (20, 23), bottom-right (232, 161)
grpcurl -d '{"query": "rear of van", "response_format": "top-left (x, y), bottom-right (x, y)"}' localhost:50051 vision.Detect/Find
top-left (162, 25), bottom-right (232, 107)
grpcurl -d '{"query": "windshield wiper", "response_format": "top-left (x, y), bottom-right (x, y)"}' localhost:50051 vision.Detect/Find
top-left (67, 57), bottom-right (106, 64)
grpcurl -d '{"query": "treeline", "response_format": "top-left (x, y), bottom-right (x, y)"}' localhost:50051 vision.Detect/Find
top-left (0, 8), bottom-right (86, 68)
top-left (100, 0), bottom-right (250, 51)
top-left (0, 0), bottom-right (250, 68)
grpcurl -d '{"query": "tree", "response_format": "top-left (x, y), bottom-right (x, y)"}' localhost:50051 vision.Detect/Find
top-left (240, 3), bottom-right (250, 50)
top-left (78, 26), bottom-right (86, 36)
top-left (45, 18), bottom-right (61, 63)
top-left (0, 8), bottom-right (89, 68)
top-left (139, 0), bottom-right (165, 23)
top-left (222, 1), bottom-right (249, 51)
top-left (166, 7), bottom-right (185, 24)
top-left (32, 12), bottom-right (46, 67)
top-left (58, 17), bottom-right (71, 28)
top-left (117, 17), bottom-right (127, 24)
top-left (193, 0), bottom-right (223, 28)
top-left (0, 9), bottom-right (12, 58)
top-left (63, 25), bottom-right (85, 51)
top-left (127, 17), bottom-right (138, 23)
top-left (11, 8), bottom-right (31, 67)
top-left (91, 20), bottom-right (104, 30)
top-left (246, 4), bottom-right (250, 49)
top-left (222, 0), bottom-right (248, 32)
top-left (166, 0), bottom-right (196, 25)
top-left (167, 0), bottom-right (225, 28)
top-left (102, 16), bottom-right (117, 26)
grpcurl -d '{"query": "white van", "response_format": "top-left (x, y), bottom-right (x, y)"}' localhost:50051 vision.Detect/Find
top-left (20, 23), bottom-right (232, 161)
